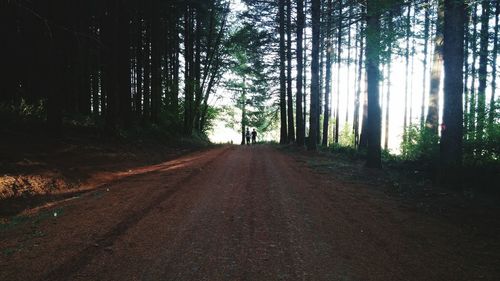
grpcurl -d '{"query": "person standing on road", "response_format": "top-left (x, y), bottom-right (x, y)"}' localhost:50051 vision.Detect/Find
top-left (245, 128), bottom-right (251, 145)
top-left (251, 129), bottom-right (257, 144)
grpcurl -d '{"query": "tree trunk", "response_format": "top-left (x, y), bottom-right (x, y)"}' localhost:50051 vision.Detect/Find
top-left (91, 31), bottom-right (100, 117)
top-left (296, 0), bottom-right (305, 146)
top-left (279, 0), bottom-right (288, 144)
top-left (426, 0), bottom-right (444, 135)
top-left (476, 0), bottom-right (490, 141)
top-left (403, 4), bottom-right (411, 142)
top-left (463, 6), bottom-right (470, 136)
top-left (468, 2), bottom-right (479, 140)
top-left (318, 22), bottom-right (324, 145)
top-left (303, 15), bottom-right (308, 137)
top-left (193, 10), bottom-right (203, 132)
top-left (490, 0), bottom-right (500, 128)
top-left (183, 4), bottom-right (195, 135)
top-left (241, 78), bottom-right (247, 145)
top-left (308, 0), bottom-right (320, 150)
top-left (200, 7), bottom-right (228, 131)
top-left (47, 2), bottom-right (64, 135)
top-left (0, 2), bottom-right (18, 104)
top-left (77, 5), bottom-right (92, 117)
top-left (334, 0), bottom-right (343, 144)
top-left (365, 0), bottom-right (382, 168)
top-left (200, 52), bottom-right (222, 131)
top-left (172, 20), bottom-right (180, 124)
top-left (345, 2), bottom-right (352, 123)
top-left (103, 0), bottom-right (130, 131)
top-left (441, 0), bottom-right (465, 182)
top-left (409, 7), bottom-right (416, 126)
top-left (286, 0), bottom-right (295, 143)
top-left (358, 74), bottom-right (369, 149)
top-left (421, 0), bottom-right (430, 127)
top-left (151, 0), bottom-right (161, 125)
top-left (135, 15), bottom-right (143, 119)
top-left (354, 13), bottom-right (365, 148)
top-left (117, 2), bottom-right (131, 128)
top-left (384, 59), bottom-right (391, 151)
top-left (143, 16), bottom-right (151, 123)
top-left (322, 0), bottom-right (333, 147)
top-left (100, 41), bottom-right (107, 121)
top-left (384, 15), bottom-right (394, 151)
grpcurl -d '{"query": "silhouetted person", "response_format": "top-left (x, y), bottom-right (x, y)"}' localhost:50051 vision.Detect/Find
top-left (245, 128), bottom-right (251, 145)
top-left (251, 129), bottom-right (257, 144)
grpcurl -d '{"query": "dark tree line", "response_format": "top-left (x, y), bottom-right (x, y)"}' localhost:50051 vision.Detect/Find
top-left (1, 0), bottom-right (229, 136)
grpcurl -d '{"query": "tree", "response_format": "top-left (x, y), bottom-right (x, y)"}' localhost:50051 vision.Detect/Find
top-left (322, 0), bottom-right (333, 147)
top-left (476, 0), bottom-right (490, 141)
top-left (490, 0), bottom-right (500, 128)
top-left (467, 2), bottom-right (479, 140)
top-left (150, 0), bottom-right (161, 125)
top-left (345, 3), bottom-right (353, 123)
top-left (353, 7), bottom-right (365, 148)
top-left (296, 0), bottom-right (306, 146)
top-left (308, 0), bottom-right (320, 150)
top-left (198, 3), bottom-right (229, 132)
top-left (287, 0), bottom-right (295, 143)
top-left (421, 0), bottom-right (431, 127)
top-left (441, 0), bottom-right (465, 181)
top-left (383, 13), bottom-right (395, 151)
top-left (304, 14), bottom-right (309, 138)
top-left (183, 2), bottom-right (195, 135)
top-left (365, 0), bottom-right (383, 168)
top-left (463, 4), bottom-right (471, 135)
top-left (426, 0), bottom-right (444, 135)
top-left (143, 14), bottom-right (151, 123)
top-left (279, 0), bottom-right (288, 144)
top-left (226, 24), bottom-right (273, 144)
top-left (102, 0), bottom-right (131, 132)
top-left (134, 12), bottom-right (144, 119)
top-left (403, 4), bottom-right (412, 137)
top-left (334, 0), bottom-right (343, 144)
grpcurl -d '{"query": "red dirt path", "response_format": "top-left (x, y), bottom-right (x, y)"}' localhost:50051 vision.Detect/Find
top-left (0, 145), bottom-right (498, 280)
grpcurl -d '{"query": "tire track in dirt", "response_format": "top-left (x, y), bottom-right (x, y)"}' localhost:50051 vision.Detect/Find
top-left (248, 146), bottom-right (299, 280)
top-left (39, 147), bottom-right (232, 281)
top-left (94, 145), bottom-right (254, 281)
top-left (81, 145), bottom-right (303, 281)
top-left (151, 147), bottom-right (254, 280)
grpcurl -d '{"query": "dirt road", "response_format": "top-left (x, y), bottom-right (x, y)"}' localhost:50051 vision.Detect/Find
top-left (1, 145), bottom-right (498, 280)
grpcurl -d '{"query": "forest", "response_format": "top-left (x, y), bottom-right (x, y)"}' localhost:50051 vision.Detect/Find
top-left (1, 0), bottom-right (499, 182)
top-left (2, 1), bottom-right (500, 280)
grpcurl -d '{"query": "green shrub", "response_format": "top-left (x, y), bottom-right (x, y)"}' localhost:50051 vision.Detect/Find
top-left (329, 142), bottom-right (365, 159)
top-left (339, 123), bottom-right (355, 148)
top-left (464, 122), bottom-right (500, 166)
top-left (400, 124), bottom-right (439, 162)
top-left (0, 98), bottom-right (46, 124)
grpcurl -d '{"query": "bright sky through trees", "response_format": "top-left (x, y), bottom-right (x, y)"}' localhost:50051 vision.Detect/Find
top-left (209, 0), bottom-right (498, 154)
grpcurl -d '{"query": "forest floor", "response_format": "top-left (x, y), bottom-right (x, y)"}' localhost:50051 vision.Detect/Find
top-left (1, 144), bottom-right (499, 280)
